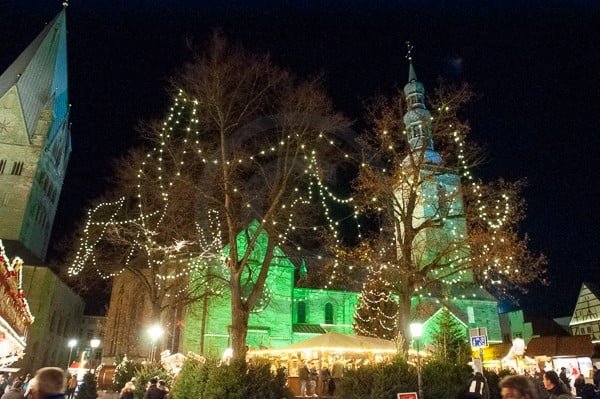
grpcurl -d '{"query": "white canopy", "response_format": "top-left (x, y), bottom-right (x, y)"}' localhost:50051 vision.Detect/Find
top-left (249, 332), bottom-right (397, 355)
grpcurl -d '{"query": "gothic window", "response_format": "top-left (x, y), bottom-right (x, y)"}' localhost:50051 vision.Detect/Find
top-left (10, 161), bottom-right (24, 175)
top-left (325, 303), bottom-right (334, 324)
top-left (297, 301), bottom-right (307, 324)
top-left (0, 159), bottom-right (5, 173)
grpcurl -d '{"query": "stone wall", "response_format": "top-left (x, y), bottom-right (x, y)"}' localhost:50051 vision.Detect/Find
top-left (17, 266), bottom-right (84, 372)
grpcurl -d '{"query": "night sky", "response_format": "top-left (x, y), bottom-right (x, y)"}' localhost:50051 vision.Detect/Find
top-left (1, 1), bottom-right (598, 317)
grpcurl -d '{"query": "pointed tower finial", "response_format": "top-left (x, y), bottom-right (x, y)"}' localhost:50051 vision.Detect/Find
top-left (405, 41), bottom-right (414, 62)
top-left (406, 41), bottom-right (418, 82)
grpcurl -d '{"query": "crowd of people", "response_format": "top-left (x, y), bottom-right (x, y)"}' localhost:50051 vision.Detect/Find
top-left (298, 358), bottom-right (344, 397)
top-left (0, 369), bottom-right (172, 399)
top-left (465, 365), bottom-right (600, 399)
top-left (0, 368), bottom-right (67, 399)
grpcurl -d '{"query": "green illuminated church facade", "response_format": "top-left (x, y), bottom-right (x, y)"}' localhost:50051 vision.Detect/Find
top-left (180, 63), bottom-right (502, 357)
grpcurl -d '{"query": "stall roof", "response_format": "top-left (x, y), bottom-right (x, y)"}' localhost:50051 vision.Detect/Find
top-left (526, 335), bottom-right (593, 357)
top-left (249, 332), bottom-right (397, 355)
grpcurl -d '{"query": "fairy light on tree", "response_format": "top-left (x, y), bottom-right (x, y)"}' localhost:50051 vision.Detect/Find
top-left (348, 48), bottom-right (546, 351)
top-left (68, 33), bottom-right (354, 360)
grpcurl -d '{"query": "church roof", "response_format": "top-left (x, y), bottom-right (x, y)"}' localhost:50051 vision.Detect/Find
top-left (0, 10), bottom-right (68, 139)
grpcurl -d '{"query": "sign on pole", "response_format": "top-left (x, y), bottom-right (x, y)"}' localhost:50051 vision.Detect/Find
top-left (470, 335), bottom-right (488, 348)
top-left (397, 392), bottom-right (418, 399)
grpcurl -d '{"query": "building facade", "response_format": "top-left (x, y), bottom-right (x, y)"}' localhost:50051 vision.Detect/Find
top-left (17, 265), bottom-right (84, 372)
top-left (0, 240), bottom-right (34, 367)
top-left (569, 282), bottom-right (600, 344)
top-left (0, 9), bottom-right (71, 262)
top-left (104, 61), bottom-right (503, 360)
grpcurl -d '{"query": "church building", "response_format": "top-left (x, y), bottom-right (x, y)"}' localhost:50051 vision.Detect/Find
top-left (0, 8), bottom-right (71, 262)
top-left (176, 62), bottom-right (502, 358)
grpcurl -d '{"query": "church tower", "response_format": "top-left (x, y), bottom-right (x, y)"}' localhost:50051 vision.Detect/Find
top-left (0, 8), bottom-right (71, 262)
top-left (398, 58), bottom-right (473, 284)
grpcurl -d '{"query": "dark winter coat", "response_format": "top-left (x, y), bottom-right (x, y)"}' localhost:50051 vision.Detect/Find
top-left (143, 385), bottom-right (166, 399)
top-left (299, 366), bottom-right (309, 381)
top-left (559, 371), bottom-right (571, 389)
top-left (547, 385), bottom-right (572, 399)
top-left (120, 391), bottom-right (134, 399)
top-left (465, 373), bottom-right (490, 399)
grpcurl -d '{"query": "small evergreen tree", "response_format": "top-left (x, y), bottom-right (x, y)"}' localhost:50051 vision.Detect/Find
top-left (422, 359), bottom-right (473, 399)
top-left (430, 307), bottom-right (470, 364)
top-left (133, 363), bottom-right (173, 399)
top-left (78, 372), bottom-right (98, 399)
top-left (338, 357), bottom-right (417, 399)
top-left (113, 356), bottom-right (140, 391)
top-left (170, 359), bottom-right (212, 399)
top-left (353, 264), bottom-right (399, 340)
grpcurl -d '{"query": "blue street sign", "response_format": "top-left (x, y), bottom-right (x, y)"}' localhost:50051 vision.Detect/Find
top-left (470, 335), bottom-right (488, 348)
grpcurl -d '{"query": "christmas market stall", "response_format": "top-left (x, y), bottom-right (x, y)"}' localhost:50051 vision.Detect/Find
top-left (248, 331), bottom-right (398, 396)
top-left (526, 335), bottom-right (594, 377)
top-left (0, 241), bottom-right (34, 368)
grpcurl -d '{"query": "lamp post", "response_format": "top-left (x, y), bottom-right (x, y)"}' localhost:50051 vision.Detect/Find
top-left (89, 339), bottom-right (101, 372)
top-left (410, 322), bottom-right (424, 399)
top-left (67, 339), bottom-right (77, 370)
top-left (148, 324), bottom-right (164, 363)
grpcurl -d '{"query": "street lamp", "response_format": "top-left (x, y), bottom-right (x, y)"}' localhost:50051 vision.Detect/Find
top-left (147, 324), bottom-right (164, 363)
top-left (410, 322), bottom-right (424, 399)
top-left (89, 339), bottom-right (101, 372)
top-left (67, 339), bottom-right (77, 369)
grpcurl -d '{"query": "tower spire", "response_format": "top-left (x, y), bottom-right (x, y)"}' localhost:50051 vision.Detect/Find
top-left (402, 44), bottom-right (441, 165)
top-left (406, 41), bottom-right (418, 82)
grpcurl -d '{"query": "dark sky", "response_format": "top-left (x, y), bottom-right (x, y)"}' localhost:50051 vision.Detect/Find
top-left (1, 1), bottom-right (598, 317)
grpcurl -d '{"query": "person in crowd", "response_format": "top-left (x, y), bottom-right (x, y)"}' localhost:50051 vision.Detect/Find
top-left (593, 366), bottom-right (600, 389)
top-left (543, 370), bottom-right (572, 399)
top-left (29, 367), bottom-right (66, 399)
top-left (319, 366), bottom-right (331, 396)
top-left (298, 362), bottom-right (310, 397)
top-left (500, 375), bottom-right (538, 399)
top-left (0, 375), bottom-right (8, 396)
top-left (143, 377), bottom-right (165, 399)
top-left (573, 374), bottom-right (586, 397)
top-left (1, 380), bottom-right (24, 399)
top-left (464, 371), bottom-right (490, 399)
top-left (331, 356), bottom-right (344, 395)
top-left (21, 375), bottom-right (32, 395)
top-left (64, 376), bottom-right (77, 399)
top-left (308, 364), bottom-right (318, 397)
top-left (559, 368), bottom-right (571, 391)
top-left (120, 381), bottom-right (135, 399)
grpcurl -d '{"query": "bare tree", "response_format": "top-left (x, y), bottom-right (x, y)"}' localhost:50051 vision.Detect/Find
top-left (69, 33), bottom-right (349, 360)
top-left (349, 76), bottom-right (546, 351)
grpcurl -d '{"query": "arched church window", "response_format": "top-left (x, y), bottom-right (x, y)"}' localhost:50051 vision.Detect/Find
top-left (325, 303), bottom-right (334, 324)
top-left (297, 301), bottom-right (306, 324)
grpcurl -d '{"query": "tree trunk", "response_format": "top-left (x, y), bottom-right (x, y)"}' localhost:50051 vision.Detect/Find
top-left (397, 290), bottom-right (413, 354)
top-left (199, 295), bottom-right (209, 355)
top-left (230, 282), bottom-right (250, 361)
